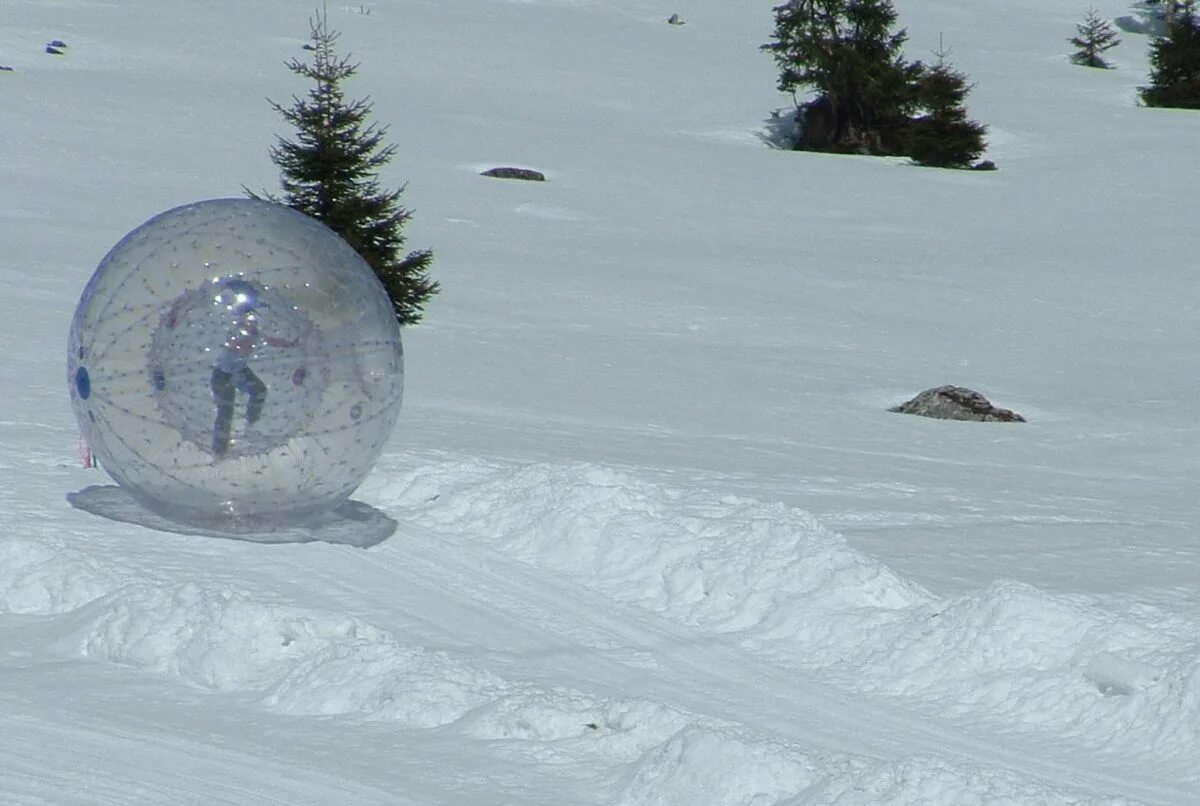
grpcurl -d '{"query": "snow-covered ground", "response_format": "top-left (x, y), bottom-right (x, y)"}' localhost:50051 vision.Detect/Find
top-left (2, 0), bottom-right (1198, 802)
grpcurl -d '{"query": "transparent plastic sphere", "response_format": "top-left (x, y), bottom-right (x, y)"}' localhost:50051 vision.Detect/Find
top-left (68, 198), bottom-right (404, 531)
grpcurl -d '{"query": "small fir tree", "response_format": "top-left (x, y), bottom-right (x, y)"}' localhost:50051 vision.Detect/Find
top-left (906, 48), bottom-right (988, 168)
top-left (1070, 8), bottom-right (1121, 68)
top-left (761, 0), bottom-right (923, 155)
top-left (1140, 1), bottom-right (1200, 107)
top-left (254, 15), bottom-right (437, 325)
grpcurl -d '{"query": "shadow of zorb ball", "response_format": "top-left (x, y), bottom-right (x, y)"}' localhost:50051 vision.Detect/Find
top-left (67, 198), bottom-right (404, 532)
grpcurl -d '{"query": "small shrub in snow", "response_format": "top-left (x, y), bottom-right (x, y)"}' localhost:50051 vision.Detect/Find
top-left (1070, 8), bottom-right (1121, 68)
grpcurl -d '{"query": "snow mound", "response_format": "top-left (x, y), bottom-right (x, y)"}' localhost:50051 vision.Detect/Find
top-left (264, 638), bottom-right (504, 726)
top-left (367, 456), bottom-right (1200, 782)
top-left (618, 727), bottom-right (1134, 806)
top-left (860, 581), bottom-right (1188, 693)
top-left (769, 580), bottom-right (1110, 685)
top-left (762, 578), bottom-right (1200, 774)
top-left (804, 755), bottom-right (1137, 806)
top-left (619, 725), bottom-right (829, 806)
top-left (459, 686), bottom-right (692, 765)
top-left (78, 582), bottom-right (504, 726)
top-left (0, 538), bottom-right (118, 614)
top-left (371, 457), bottom-right (933, 631)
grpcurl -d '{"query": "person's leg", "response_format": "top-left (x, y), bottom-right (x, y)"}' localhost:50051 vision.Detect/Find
top-left (210, 368), bottom-right (235, 457)
top-left (241, 367), bottom-right (267, 425)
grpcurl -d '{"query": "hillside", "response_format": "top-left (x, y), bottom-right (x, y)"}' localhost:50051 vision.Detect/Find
top-left (1, 0), bottom-right (1197, 803)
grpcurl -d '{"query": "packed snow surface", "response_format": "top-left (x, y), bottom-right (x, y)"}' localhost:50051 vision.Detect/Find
top-left (1, 0), bottom-right (1197, 803)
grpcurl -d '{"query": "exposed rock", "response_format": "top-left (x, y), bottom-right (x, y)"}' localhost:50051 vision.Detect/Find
top-left (667, 13), bottom-right (686, 25)
top-left (481, 167), bottom-right (546, 182)
top-left (972, 159), bottom-right (998, 171)
top-left (889, 385), bottom-right (1025, 423)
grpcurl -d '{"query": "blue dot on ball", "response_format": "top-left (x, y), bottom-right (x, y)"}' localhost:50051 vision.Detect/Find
top-left (74, 367), bottom-right (89, 400)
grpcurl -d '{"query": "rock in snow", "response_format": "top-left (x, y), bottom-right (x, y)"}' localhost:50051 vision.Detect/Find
top-left (890, 385), bottom-right (1026, 422)
top-left (481, 166), bottom-right (546, 181)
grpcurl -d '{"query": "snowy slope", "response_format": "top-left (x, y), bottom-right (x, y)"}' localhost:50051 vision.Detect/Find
top-left (2, 0), bottom-right (1198, 803)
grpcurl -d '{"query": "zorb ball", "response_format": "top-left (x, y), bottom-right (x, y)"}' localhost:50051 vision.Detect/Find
top-left (67, 198), bottom-right (404, 531)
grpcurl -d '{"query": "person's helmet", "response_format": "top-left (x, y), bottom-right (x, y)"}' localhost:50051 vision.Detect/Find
top-left (216, 278), bottom-right (259, 315)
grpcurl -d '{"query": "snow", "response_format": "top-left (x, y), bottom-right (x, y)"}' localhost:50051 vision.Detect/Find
top-left (1, 0), bottom-right (1198, 803)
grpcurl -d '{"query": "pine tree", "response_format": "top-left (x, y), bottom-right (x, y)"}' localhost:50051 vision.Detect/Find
top-left (1164, 0), bottom-right (1180, 26)
top-left (906, 49), bottom-right (988, 168)
top-left (761, 0), bottom-right (923, 155)
top-left (1140, 1), bottom-right (1200, 108)
top-left (1070, 8), bottom-right (1120, 68)
top-left (253, 15), bottom-right (438, 326)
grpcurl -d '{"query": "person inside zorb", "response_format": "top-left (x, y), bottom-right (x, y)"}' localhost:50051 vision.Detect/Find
top-left (210, 279), bottom-right (296, 458)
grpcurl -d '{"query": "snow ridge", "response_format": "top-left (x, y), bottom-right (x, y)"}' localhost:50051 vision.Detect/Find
top-left (619, 729), bottom-right (1135, 806)
top-left (368, 454), bottom-right (1200, 787)
top-left (1, 454), bottom-right (1180, 803)
top-left (77, 580), bottom-right (506, 726)
top-left (64, 574), bottom-right (1151, 806)
top-left (368, 456), bottom-right (934, 630)
top-left (0, 538), bottom-right (119, 615)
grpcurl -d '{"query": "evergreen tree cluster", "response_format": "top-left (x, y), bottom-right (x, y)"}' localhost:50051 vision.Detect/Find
top-left (1141, 1), bottom-right (1200, 108)
top-left (761, 0), bottom-right (987, 169)
top-left (255, 15), bottom-right (438, 327)
top-left (1065, 3), bottom-right (1200, 110)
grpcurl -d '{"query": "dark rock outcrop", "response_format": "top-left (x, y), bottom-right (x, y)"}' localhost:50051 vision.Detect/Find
top-left (481, 167), bottom-right (546, 182)
top-left (890, 386), bottom-right (1025, 423)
